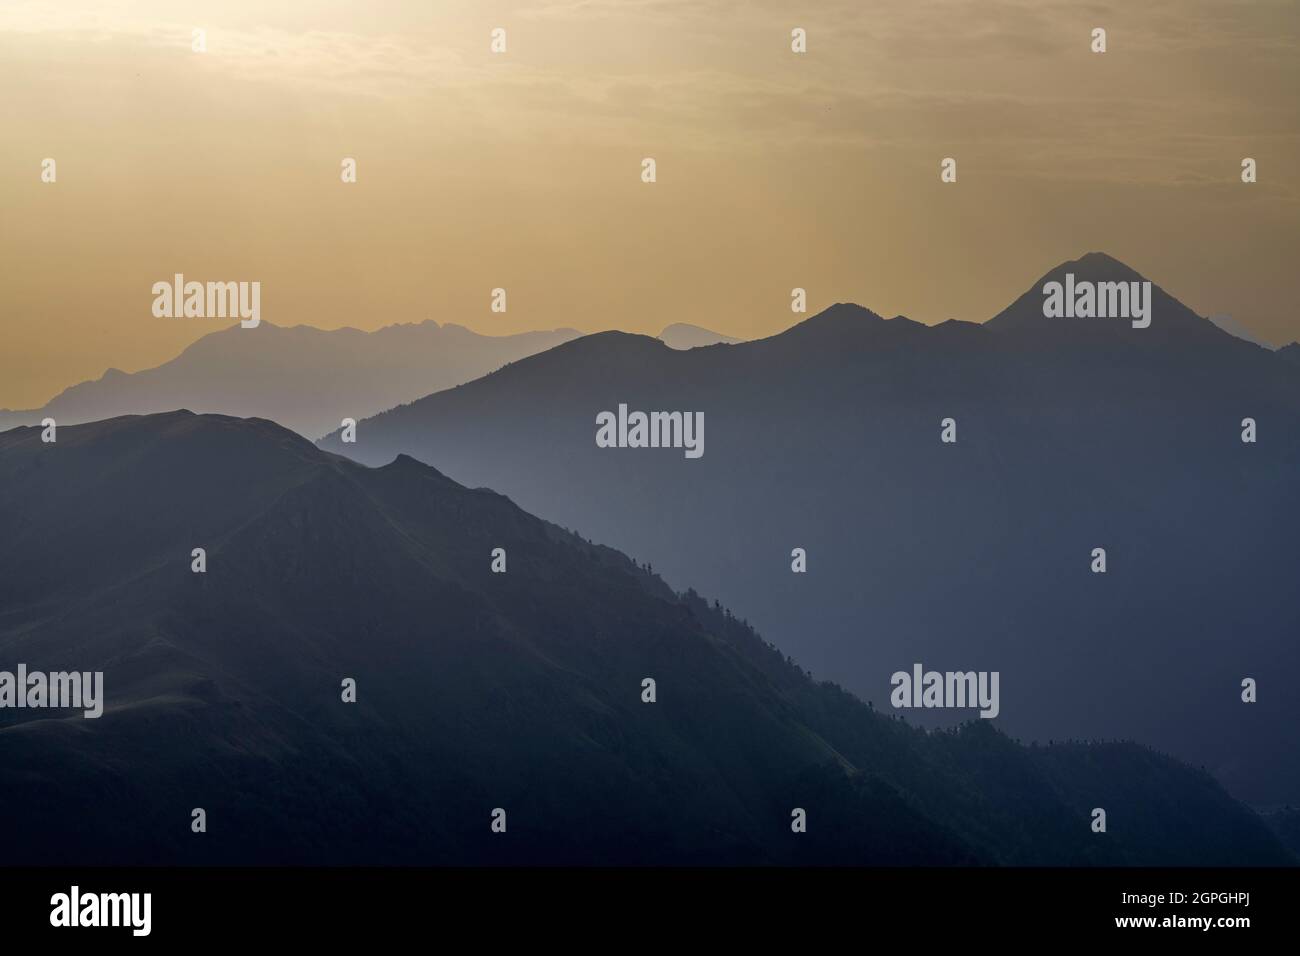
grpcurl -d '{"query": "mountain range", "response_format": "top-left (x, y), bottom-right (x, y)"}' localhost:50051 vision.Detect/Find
top-left (0, 321), bottom-right (580, 440)
top-left (319, 252), bottom-right (1300, 807)
top-left (0, 411), bottom-right (1290, 865)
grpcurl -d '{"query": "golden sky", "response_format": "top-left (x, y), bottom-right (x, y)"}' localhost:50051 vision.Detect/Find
top-left (2, 0), bottom-right (1297, 408)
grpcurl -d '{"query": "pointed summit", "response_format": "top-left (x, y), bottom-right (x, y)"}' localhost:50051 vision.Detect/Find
top-left (1072, 250), bottom-right (1138, 274)
top-left (984, 252), bottom-right (1236, 347)
top-left (758, 303), bottom-right (932, 356)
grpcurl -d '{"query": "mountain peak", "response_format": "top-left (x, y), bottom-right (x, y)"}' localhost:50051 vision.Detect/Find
top-left (984, 252), bottom-right (1234, 346)
top-left (761, 302), bottom-right (932, 349)
top-left (822, 302), bottom-right (884, 321)
top-left (1039, 251), bottom-right (1147, 286)
top-left (15, 320), bottom-right (582, 440)
top-left (657, 323), bottom-right (738, 350)
top-left (552, 329), bottom-right (666, 355)
top-left (779, 302), bottom-right (883, 332)
top-left (1073, 250), bottom-right (1132, 272)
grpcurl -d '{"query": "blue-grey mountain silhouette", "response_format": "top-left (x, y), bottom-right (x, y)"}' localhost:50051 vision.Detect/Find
top-left (0, 411), bottom-right (1289, 865)
top-left (319, 253), bottom-right (1300, 806)
top-left (1206, 313), bottom-right (1274, 350)
top-left (0, 320), bottom-right (580, 439)
top-left (658, 323), bottom-right (740, 349)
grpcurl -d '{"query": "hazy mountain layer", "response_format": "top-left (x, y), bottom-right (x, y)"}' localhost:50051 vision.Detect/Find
top-left (0, 412), bottom-right (1288, 865)
top-left (658, 323), bottom-right (740, 349)
top-left (320, 253), bottom-right (1300, 805)
top-left (0, 321), bottom-right (580, 440)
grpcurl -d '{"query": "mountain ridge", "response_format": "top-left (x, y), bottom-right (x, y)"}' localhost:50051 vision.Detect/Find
top-left (317, 253), bottom-right (1300, 806)
top-left (658, 323), bottom-right (739, 349)
top-left (0, 411), bottom-right (1290, 865)
top-left (0, 321), bottom-right (583, 439)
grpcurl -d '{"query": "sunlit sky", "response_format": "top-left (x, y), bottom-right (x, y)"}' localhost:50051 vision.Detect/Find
top-left (2, 0), bottom-right (1297, 408)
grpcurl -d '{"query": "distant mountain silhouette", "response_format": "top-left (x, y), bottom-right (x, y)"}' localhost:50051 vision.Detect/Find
top-left (320, 253), bottom-right (1300, 806)
top-left (658, 323), bottom-right (740, 349)
top-left (0, 321), bottom-right (580, 439)
top-left (1278, 342), bottom-right (1300, 367)
top-left (986, 252), bottom-right (1243, 346)
top-left (1207, 314), bottom-right (1274, 350)
top-left (0, 412), bottom-right (1289, 865)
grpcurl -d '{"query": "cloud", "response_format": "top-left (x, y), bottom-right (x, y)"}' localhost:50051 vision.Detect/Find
top-left (2, 0), bottom-right (1296, 188)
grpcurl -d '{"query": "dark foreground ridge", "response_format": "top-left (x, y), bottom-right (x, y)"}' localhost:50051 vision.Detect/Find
top-left (0, 411), bottom-right (1290, 865)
